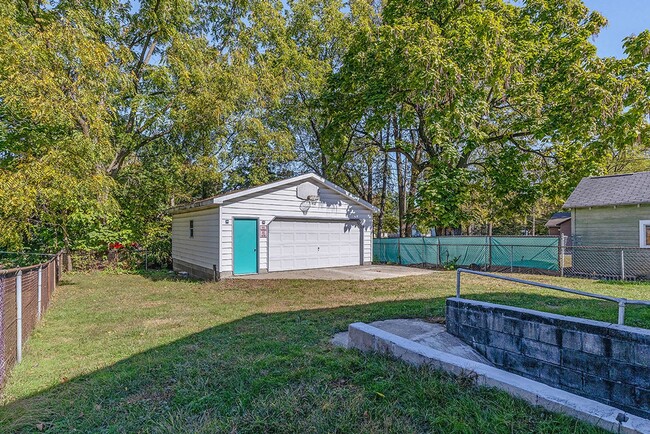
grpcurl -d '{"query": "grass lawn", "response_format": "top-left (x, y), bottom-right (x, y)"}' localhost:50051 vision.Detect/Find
top-left (1, 270), bottom-right (649, 433)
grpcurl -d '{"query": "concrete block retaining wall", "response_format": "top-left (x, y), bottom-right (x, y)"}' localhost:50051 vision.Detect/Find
top-left (446, 297), bottom-right (650, 419)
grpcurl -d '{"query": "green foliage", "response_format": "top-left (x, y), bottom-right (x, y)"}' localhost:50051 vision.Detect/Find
top-left (0, 0), bottom-right (649, 253)
top-left (326, 0), bottom-right (650, 232)
top-left (0, 0), bottom-right (295, 255)
top-left (414, 163), bottom-right (470, 231)
top-left (443, 256), bottom-right (461, 271)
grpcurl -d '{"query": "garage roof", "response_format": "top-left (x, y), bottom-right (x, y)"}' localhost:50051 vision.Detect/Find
top-left (544, 212), bottom-right (571, 228)
top-left (563, 171), bottom-right (650, 208)
top-left (168, 173), bottom-right (379, 214)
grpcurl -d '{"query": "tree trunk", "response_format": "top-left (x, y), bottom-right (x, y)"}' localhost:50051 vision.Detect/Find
top-left (377, 127), bottom-right (390, 238)
top-left (394, 117), bottom-right (405, 237)
top-left (405, 161), bottom-right (419, 237)
top-left (63, 234), bottom-right (73, 271)
top-left (367, 156), bottom-right (373, 204)
top-left (531, 205), bottom-right (536, 236)
top-left (403, 130), bottom-right (422, 238)
top-left (65, 250), bottom-right (73, 272)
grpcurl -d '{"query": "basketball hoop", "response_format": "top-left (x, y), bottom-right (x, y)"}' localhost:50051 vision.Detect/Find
top-left (297, 182), bottom-right (320, 214)
top-left (299, 196), bottom-right (319, 214)
top-left (299, 199), bottom-right (312, 214)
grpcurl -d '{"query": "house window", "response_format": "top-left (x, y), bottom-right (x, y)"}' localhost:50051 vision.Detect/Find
top-left (190, 220), bottom-right (194, 238)
top-left (640, 220), bottom-right (650, 248)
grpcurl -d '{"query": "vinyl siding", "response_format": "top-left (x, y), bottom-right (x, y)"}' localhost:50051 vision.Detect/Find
top-left (220, 180), bottom-right (373, 273)
top-left (572, 204), bottom-right (650, 278)
top-left (573, 204), bottom-right (650, 247)
top-left (171, 208), bottom-right (219, 270)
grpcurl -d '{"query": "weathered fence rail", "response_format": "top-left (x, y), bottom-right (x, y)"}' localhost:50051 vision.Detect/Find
top-left (0, 251), bottom-right (62, 387)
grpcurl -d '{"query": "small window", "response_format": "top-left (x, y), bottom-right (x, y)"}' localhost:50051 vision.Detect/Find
top-left (640, 220), bottom-right (650, 248)
top-left (190, 220), bottom-right (194, 238)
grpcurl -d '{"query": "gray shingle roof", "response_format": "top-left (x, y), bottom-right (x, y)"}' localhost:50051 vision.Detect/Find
top-left (545, 212), bottom-right (571, 227)
top-left (563, 171), bottom-right (650, 208)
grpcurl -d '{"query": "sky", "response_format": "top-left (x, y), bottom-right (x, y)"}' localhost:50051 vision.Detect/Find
top-left (583, 0), bottom-right (650, 58)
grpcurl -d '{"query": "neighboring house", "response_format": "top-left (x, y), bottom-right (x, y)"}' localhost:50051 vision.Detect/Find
top-left (545, 212), bottom-right (571, 241)
top-left (169, 173), bottom-right (378, 279)
top-left (563, 171), bottom-right (650, 278)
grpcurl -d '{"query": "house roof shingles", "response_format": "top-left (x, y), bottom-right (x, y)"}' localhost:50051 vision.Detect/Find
top-left (563, 171), bottom-right (650, 208)
top-left (545, 212), bottom-right (571, 227)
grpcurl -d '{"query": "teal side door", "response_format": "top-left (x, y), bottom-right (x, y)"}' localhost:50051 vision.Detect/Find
top-left (233, 218), bottom-right (258, 275)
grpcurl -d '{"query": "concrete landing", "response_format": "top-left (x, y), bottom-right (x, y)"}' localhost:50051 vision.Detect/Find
top-left (235, 265), bottom-right (436, 280)
top-left (332, 319), bottom-right (490, 365)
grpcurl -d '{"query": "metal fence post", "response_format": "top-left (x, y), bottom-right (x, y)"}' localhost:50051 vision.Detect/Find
top-left (456, 269), bottom-right (461, 297)
top-left (16, 270), bottom-right (22, 363)
top-left (510, 245), bottom-right (514, 272)
top-left (618, 300), bottom-right (626, 325)
top-left (621, 250), bottom-right (625, 281)
top-left (37, 266), bottom-right (42, 320)
top-left (488, 236), bottom-right (493, 270)
top-left (559, 234), bottom-right (566, 277)
top-left (422, 237), bottom-right (426, 267)
top-left (397, 237), bottom-right (402, 265)
top-left (437, 239), bottom-right (441, 268)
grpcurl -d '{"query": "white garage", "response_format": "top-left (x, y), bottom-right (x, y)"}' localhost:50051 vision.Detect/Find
top-left (169, 173), bottom-right (377, 279)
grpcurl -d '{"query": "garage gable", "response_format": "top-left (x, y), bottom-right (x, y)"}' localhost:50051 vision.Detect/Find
top-left (216, 173), bottom-right (378, 212)
top-left (168, 173), bottom-right (378, 215)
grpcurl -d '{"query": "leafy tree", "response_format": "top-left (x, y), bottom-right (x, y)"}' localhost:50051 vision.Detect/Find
top-left (327, 0), bottom-right (650, 233)
top-left (1, 0), bottom-right (649, 259)
top-left (0, 0), bottom-right (293, 255)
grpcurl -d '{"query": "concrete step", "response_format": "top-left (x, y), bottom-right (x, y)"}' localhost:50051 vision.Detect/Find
top-left (345, 319), bottom-right (492, 365)
top-left (335, 320), bottom-right (650, 434)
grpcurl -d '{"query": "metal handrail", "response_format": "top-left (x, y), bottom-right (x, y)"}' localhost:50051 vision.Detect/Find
top-left (455, 268), bottom-right (650, 326)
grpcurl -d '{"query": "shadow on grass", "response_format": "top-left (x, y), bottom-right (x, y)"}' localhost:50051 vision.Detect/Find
top-left (1, 293), bottom-right (635, 433)
top-left (131, 269), bottom-right (204, 283)
top-left (56, 278), bottom-right (77, 287)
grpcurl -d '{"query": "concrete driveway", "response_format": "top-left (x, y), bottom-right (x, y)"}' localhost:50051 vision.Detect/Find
top-left (235, 265), bottom-right (436, 280)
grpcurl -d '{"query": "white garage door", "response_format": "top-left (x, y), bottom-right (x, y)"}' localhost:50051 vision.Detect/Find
top-left (268, 219), bottom-right (361, 272)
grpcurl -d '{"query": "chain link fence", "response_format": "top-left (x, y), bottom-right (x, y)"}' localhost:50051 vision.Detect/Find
top-left (0, 251), bottom-right (56, 270)
top-left (374, 236), bottom-right (560, 274)
top-left (375, 236), bottom-right (650, 281)
top-left (562, 245), bottom-right (650, 281)
top-left (0, 252), bottom-right (62, 388)
top-left (63, 249), bottom-right (151, 272)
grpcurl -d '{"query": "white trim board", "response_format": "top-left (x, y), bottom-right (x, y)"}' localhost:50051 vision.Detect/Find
top-left (639, 220), bottom-right (650, 248)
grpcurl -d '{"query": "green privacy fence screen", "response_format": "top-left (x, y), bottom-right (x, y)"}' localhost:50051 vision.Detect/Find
top-left (373, 236), bottom-right (560, 272)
